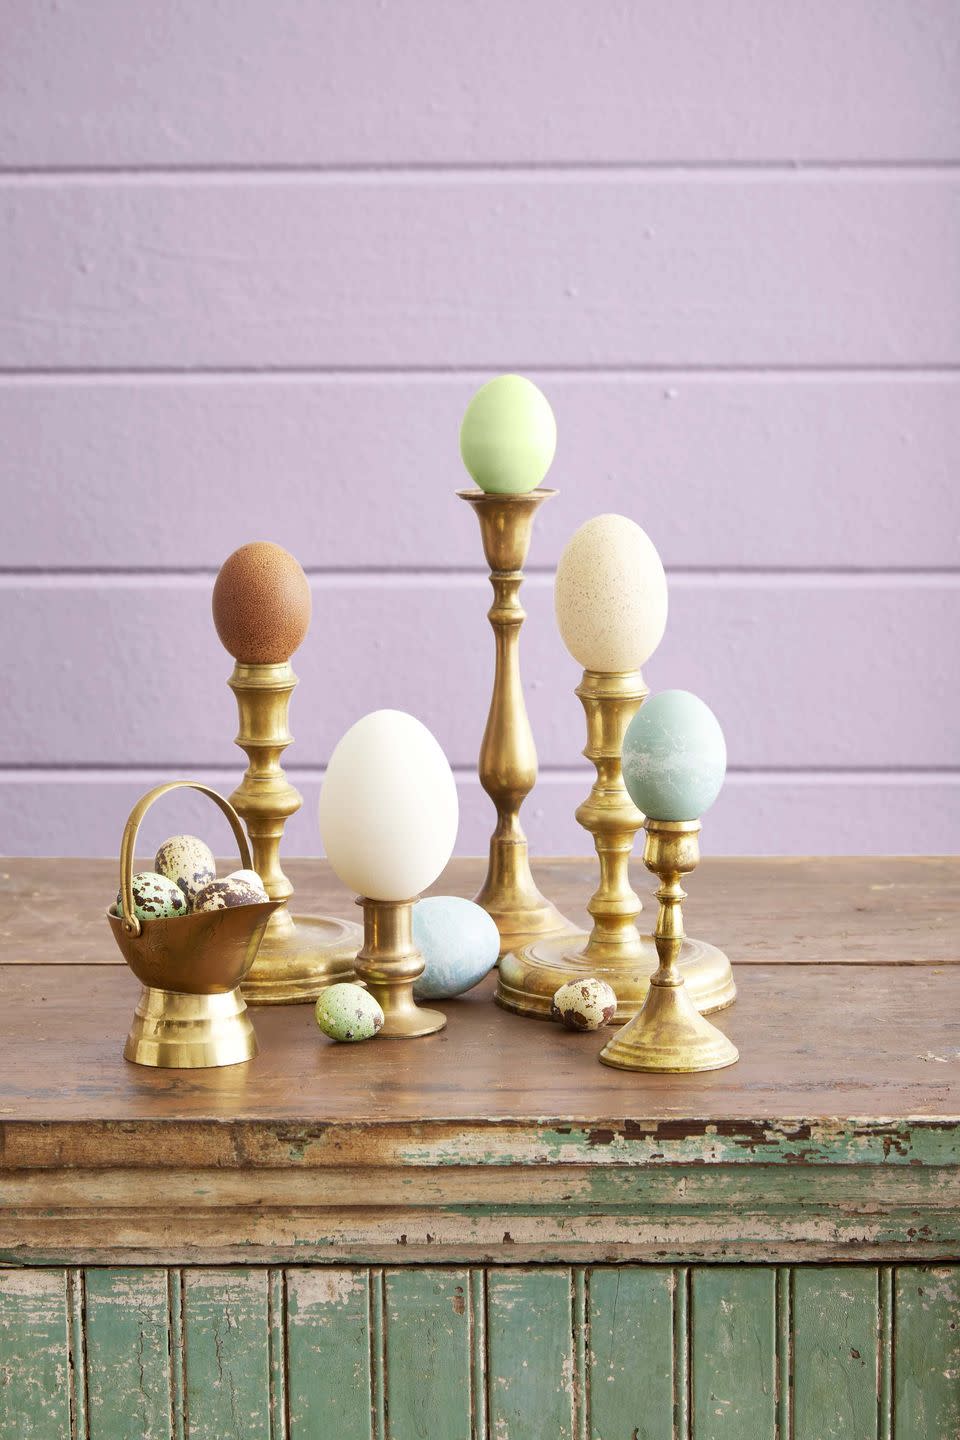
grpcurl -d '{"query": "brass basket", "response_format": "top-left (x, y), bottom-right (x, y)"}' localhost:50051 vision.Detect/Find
top-left (107, 781), bottom-right (280, 1068)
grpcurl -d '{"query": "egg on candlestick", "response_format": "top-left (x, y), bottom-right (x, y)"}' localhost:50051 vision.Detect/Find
top-left (212, 540), bottom-right (362, 1005)
top-left (212, 541), bottom-right (312, 664)
top-left (460, 374), bottom-right (557, 495)
top-left (622, 690), bottom-right (727, 822)
top-left (554, 513), bottom-right (668, 673)
top-left (319, 710), bottom-right (459, 1036)
top-left (600, 690), bottom-right (738, 1073)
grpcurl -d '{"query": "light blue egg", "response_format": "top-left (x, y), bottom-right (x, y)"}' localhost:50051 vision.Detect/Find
top-left (622, 690), bottom-right (727, 821)
top-left (412, 896), bottom-right (500, 999)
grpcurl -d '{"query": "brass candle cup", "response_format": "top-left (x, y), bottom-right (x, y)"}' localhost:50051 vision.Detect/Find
top-left (599, 820), bottom-right (738, 1073)
top-left (107, 781), bottom-right (280, 1069)
top-left (354, 897), bottom-right (446, 1039)
top-left (458, 488), bottom-right (574, 954)
top-left (498, 671), bottom-right (736, 1022)
top-left (227, 660), bottom-right (361, 1004)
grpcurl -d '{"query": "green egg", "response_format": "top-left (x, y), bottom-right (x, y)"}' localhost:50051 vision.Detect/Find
top-left (115, 871), bottom-right (188, 922)
top-left (459, 374), bottom-right (557, 494)
top-left (622, 690), bottom-right (727, 822)
top-left (315, 983), bottom-right (384, 1043)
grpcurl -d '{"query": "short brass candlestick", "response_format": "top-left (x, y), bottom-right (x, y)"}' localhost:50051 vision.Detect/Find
top-left (458, 488), bottom-right (573, 956)
top-left (228, 661), bottom-right (361, 1004)
top-left (497, 670), bottom-right (736, 1020)
top-left (354, 898), bottom-right (446, 1038)
top-left (600, 820), bottom-right (738, 1072)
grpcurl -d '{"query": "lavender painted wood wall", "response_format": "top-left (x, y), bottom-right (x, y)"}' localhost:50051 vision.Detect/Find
top-left (1, 1), bottom-right (958, 860)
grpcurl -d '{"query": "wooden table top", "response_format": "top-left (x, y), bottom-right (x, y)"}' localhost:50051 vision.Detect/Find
top-left (1, 857), bottom-right (957, 1263)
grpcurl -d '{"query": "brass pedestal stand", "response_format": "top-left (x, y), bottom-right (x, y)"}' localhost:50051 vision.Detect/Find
top-left (497, 670), bottom-right (735, 1021)
top-left (600, 820), bottom-right (738, 1072)
top-left (354, 898), bottom-right (446, 1038)
top-left (228, 661), bottom-right (362, 1004)
top-left (458, 488), bottom-right (574, 955)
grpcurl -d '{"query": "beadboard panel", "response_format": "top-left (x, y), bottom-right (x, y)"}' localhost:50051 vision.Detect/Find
top-left (1, 1266), bottom-right (957, 1440)
top-left (2, 374), bottom-right (958, 572)
top-left (3, 178), bottom-right (960, 371)
top-left (3, 771), bottom-right (959, 858)
top-left (1, 576), bottom-right (955, 769)
top-left (2, 1), bottom-right (957, 167)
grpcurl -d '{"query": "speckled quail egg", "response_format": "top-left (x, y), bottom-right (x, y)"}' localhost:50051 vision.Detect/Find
top-left (115, 871), bottom-right (188, 923)
top-left (154, 834), bottom-right (216, 907)
top-left (224, 868), bottom-right (269, 899)
top-left (315, 983), bottom-right (384, 1043)
top-left (193, 876), bottom-right (269, 912)
top-left (551, 977), bottom-right (618, 1031)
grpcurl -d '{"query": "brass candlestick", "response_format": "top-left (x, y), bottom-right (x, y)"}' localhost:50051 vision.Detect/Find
top-left (458, 488), bottom-right (574, 955)
top-left (497, 668), bottom-right (736, 1020)
top-left (228, 661), bottom-right (361, 1004)
top-left (600, 820), bottom-right (738, 1072)
top-left (354, 897), bottom-right (446, 1038)
top-left (213, 541), bottom-right (361, 1005)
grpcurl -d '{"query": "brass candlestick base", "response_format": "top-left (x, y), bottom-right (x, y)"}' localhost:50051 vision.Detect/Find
top-left (355, 898), bottom-right (446, 1038)
top-left (600, 821), bottom-right (738, 1072)
top-left (459, 488), bottom-right (574, 955)
top-left (228, 661), bottom-right (361, 1004)
top-left (497, 670), bottom-right (736, 1021)
top-left (124, 987), bottom-right (257, 1069)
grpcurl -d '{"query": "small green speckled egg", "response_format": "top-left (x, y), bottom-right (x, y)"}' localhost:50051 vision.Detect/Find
top-left (622, 690), bottom-right (727, 822)
top-left (460, 375), bottom-right (557, 494)
top-left (154, 834), bottom-right (216, 907)
top-left (551, 977), bottom-right (618, 1031)
top-left (116, 871), bottom-right (188, 922)
top-left (315, 983), bottom-right (384, 1043)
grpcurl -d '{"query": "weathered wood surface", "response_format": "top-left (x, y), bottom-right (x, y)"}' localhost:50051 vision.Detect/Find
top-left (2, 855), bottom-right (958, 966)
top-left (1, 1265), bottom-right (957, 1440)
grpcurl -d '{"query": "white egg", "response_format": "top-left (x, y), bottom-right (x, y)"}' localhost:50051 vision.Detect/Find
top-left (319, 710), bottom-right (459, 901)
top-left (554, 514), bottom-right (668, 672)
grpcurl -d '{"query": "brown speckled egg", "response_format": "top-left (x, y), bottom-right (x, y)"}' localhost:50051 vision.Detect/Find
top-left (551, 977), bottom-right (618, 1031)
top-left (193, 877), bottom-right (268, 912)
top-left (212, 542), bottom-right (311, 663)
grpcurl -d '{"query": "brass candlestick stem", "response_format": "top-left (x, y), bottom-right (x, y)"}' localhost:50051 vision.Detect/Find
top-left (458, 488), bottom-right (573, 955)
top-left (228, 661), bottom-right (361, 1004)
top-left (354, 898), bottom-right (446, 1038)
top-left (600, 820), bottom-right (738, 1072)
top-left (498, 673), bottom-right (736, 1020)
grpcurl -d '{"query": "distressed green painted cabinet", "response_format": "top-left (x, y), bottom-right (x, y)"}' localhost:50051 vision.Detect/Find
top-left (1, 859), bottom-right (959, 1438)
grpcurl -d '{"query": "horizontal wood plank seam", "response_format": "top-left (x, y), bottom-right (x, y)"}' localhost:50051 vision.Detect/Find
top-left (4, 161), bottom-right (960, 179)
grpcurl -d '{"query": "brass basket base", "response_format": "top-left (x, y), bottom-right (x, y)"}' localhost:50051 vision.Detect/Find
top-left (599, 978), bottom-right (739, 1073)
top-left (241, 911), bottom-right (362, 1005)
top-left (124, 986), bottom-right (257, 1069)
top-left (496, 930), bottom-right (736, 1021)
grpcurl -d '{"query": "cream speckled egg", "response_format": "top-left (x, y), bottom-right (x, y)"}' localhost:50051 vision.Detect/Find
top-left (551, 977), bottom-right (618, 1031)
top-left (116, 871), bottom-right (188, 923)
top-left (193, 877), bottom-right (268, 912)
top-left (554, 515), bottom-right (668, 671)
top-left (315, 983), bottom-right (384, 1043)
top-left (154, 834), bottom-right (216, 907)
top-left (224, 868), bottom-right (269, 898)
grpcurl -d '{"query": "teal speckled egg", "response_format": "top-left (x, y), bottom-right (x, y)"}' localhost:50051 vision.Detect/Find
top-left (315, 983), bottom-right (384, 1043)
top-left (622, 690), bottom-right (727, 821)
top-left (116, 871), bottom-right (188, 922)
top-left (459, 375), bottom-right (557, 495)
top-left (412, 896), bottom-right (500, 999)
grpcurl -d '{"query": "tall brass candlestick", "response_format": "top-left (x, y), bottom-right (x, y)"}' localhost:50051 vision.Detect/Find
top-left (213, 543), bottom-right (361, 1005)
top-left (499, 516), bottom-right (735, 1021)
top-left (459, 488), bottom-right (573, 955)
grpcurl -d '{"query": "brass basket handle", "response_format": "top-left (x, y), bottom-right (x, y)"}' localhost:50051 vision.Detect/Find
top-left (118, 780), bottom-right (254, 937)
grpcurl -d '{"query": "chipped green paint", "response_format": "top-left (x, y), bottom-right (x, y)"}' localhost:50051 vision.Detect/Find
top-left (84, 1269), bottom-right (170, 1440)
top-left (894, 1266), bottom-right (960, 1439)
top-left (691, 1267), bottom-right (776, 1437)
top-left (0, 1265), bottom-right (958, 1437)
